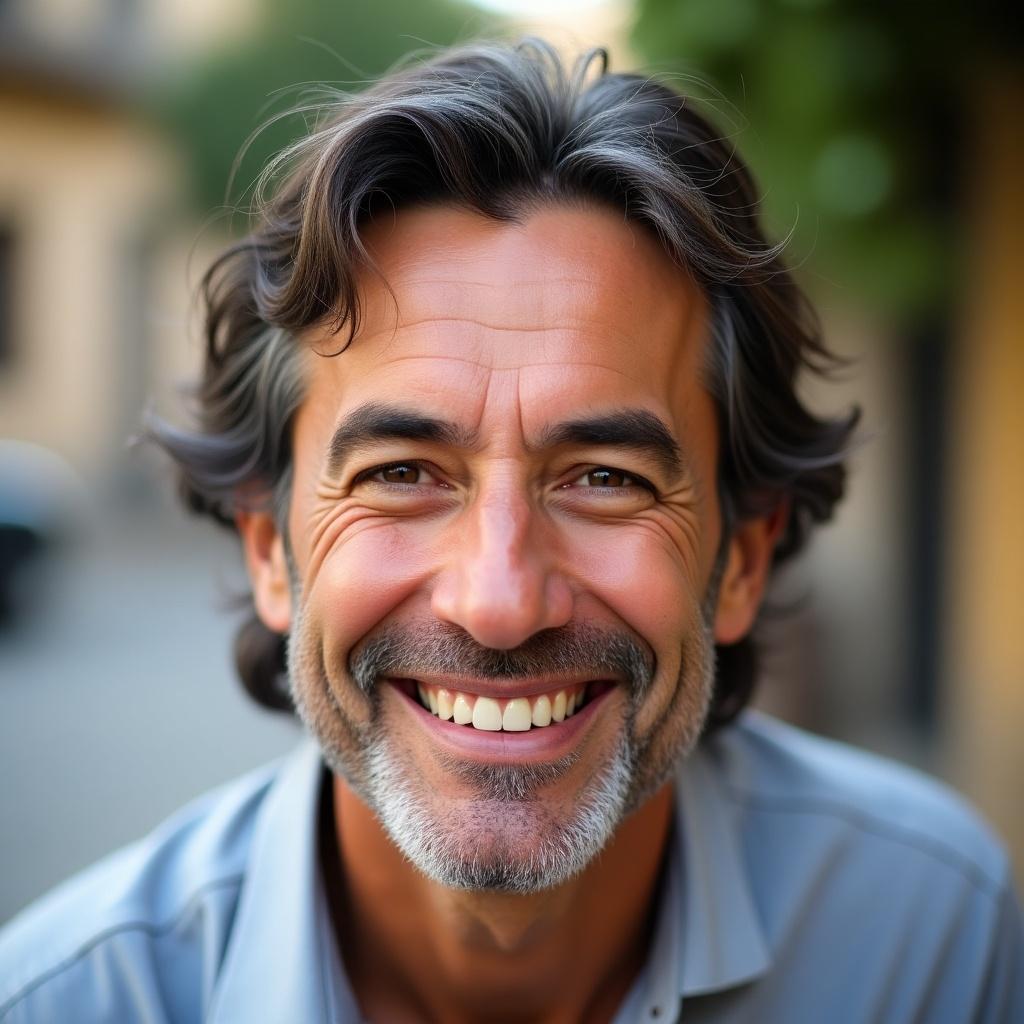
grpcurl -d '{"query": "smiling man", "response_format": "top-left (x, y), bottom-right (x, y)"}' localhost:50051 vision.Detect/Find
top-left (1, 39), bottom-right (1021, 1024)
top-left (274, 203), bottom-right (731, 909)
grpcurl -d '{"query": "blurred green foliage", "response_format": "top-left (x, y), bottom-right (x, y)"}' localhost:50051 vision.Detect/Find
top-left (162, 0), bottom-right (499, 219)
top-left (162, 0), bottom-right (1019, 318)
top-left (631, 0), bottom-right (1019, 316)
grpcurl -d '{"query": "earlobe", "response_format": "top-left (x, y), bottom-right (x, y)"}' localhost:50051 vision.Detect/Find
top-left (712, 501), bottom-right (788, 646)
top-left (236, 511), bottom-right (292, 634)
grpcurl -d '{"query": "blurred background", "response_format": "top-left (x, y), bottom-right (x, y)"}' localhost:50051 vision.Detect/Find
top-left (1, 0), bottom-right (1021, 922)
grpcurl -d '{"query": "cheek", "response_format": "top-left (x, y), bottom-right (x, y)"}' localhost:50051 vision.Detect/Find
top-left (564, 523), bottom-right (706, 735)
top-left (564, 521), bottom-right (700, 641)
top-left (307, 520), bottom-right (437, 650)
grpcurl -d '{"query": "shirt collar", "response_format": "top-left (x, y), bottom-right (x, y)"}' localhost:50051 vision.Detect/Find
top-left (207, 734), bottom-right (771, 1020)
top-left (616, 738), bottom-right (772, 1020)
top-left (208, 741), bottom-right (359, 1024)
top-left (672, 739), bottom-right (772, 996)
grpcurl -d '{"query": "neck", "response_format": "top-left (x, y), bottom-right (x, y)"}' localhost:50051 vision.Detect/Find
top-left (323, 775), bottom-right (674, 1024)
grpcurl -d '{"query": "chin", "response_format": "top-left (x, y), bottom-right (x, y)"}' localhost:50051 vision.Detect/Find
top-left (360, 733), bottom-right (636, 894)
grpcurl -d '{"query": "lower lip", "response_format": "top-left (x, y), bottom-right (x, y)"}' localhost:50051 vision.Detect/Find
top-left (388, 680), bottom-right (617, 764)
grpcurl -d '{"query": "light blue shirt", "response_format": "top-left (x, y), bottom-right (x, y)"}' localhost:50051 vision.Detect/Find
top-left (2, 712), bottom-right (1021, 1022)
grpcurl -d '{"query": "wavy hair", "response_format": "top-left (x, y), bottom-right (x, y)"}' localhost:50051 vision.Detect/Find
top-left (150, 39), bottom-right (859, 733)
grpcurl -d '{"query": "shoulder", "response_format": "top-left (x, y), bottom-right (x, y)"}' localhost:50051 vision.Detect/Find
top-left (706, 710), bottom-right (1010, 895)
top-left (690, 713), bottom-right (1024, 1020)
top-left (0, 758), bottom-right (283, 1023)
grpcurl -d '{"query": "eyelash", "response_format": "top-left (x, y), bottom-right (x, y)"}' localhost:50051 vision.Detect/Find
top-left (564, 468), bottom-right (654, 492)
top-left (353, 462), bottom-right (447, 488)
top-left (354, 461), bottom-right (656, 494)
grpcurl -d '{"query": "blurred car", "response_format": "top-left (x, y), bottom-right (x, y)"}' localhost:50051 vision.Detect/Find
top-left (0, 441), bottom-right (85, 629)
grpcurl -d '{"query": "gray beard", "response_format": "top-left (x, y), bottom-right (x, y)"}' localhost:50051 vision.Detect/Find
top-left (285, 608), bottom-right (717, 894)
top-left (360, 727), bottom-right (638, 893)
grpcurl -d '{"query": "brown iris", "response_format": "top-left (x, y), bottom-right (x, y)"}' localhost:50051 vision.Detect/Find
top-left (587, 468), bottom-right (628, 487)
top-left (381, 464), bottom-right (420, 484)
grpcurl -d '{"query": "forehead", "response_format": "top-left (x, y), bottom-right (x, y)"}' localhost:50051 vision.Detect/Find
top-left (298, 203), bottom-right (713, 444)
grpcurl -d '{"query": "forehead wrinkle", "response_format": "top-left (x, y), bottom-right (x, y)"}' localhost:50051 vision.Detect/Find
top-left (352, 351), bottom-right (654, 386)
top-left (356, 314), bottom-right (631, 341)
top-left (460, 365), bottom-right (526, 454)
top-left (356, 248), bottom-right (606, 293)
top-left (396, 273), bottom-right (600, 289)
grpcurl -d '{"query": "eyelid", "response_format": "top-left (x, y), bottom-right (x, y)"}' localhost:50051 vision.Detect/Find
top-left (350, 461), bottom-right (655, 493)
top-left (352, 460), bottom-right (443, 486)
top-left (565, 466), bottom-right (657, 492)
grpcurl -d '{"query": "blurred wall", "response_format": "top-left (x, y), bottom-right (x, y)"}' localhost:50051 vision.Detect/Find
top-left (945, 71), bottom-right (1024, 877)
top-left (0, 0), bottom-right (295, 926)
top-left (19, 0), bottom-right (262, 53)
top-left (0, 94), bottom-right (176, 477)
top-left (0, 0), bottom-right (260, 482)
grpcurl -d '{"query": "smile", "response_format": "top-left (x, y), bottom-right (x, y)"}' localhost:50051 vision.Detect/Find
top-left (415, 680), bottom-right (599, 731)
top-left (389, 678), bottom-right (617, 733)
top-left (387, 676), bottom-right (621, 764)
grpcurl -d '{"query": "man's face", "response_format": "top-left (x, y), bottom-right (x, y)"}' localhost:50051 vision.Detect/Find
top-left (251, 204), bottom-right (743, 892)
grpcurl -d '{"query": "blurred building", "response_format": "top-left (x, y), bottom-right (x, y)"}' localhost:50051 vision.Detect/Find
top-left (0, 0), bottom-right (257, 487)
top-left (757, 62), bottom-right (1024, 888)
top-left (943, 70), bottom-right (1024, 878)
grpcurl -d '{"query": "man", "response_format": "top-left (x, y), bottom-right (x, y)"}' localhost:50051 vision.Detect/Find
top-left (1, 39), bottom-right (1021, 1023)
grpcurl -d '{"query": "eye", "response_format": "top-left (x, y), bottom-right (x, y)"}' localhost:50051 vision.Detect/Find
top-left (566, 466), bottom-right (648, 490)
top-left (378, 463), bottom-right (421, 485)
top-left (356, 462), bottom-right (447, 487)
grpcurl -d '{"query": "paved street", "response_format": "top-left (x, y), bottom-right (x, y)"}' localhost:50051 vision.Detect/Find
top-left (0, 498), bottom-right (301, 924)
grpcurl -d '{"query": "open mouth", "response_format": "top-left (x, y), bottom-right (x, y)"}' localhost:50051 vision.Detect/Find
top-left (392, 678), bottom-right (616, 732)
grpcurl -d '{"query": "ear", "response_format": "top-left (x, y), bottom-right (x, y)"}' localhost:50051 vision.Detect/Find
top-left (236, 510), bottom-right (292, 634)
top-left (712, 501), bottom-right (788, 645)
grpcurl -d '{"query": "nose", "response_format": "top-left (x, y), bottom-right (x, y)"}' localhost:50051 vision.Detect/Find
top-left (430, 487), bottom-right (573, 649)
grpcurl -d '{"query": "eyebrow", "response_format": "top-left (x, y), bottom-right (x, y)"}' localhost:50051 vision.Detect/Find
top-left (534, 409), bottom-right (686, 481)
top-left (325, 402), bottom-right (686, 482)
top-left (326, 402), bottom-right (479, 476)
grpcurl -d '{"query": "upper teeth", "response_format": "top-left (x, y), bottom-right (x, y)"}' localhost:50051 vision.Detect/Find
top-left (415, 683), bottom-right (586, 731)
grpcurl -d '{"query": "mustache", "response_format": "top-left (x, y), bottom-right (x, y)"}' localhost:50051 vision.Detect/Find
top-left (348, 620), bottom-right (655, 699)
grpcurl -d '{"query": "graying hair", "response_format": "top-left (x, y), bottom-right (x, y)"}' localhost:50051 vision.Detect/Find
top-left (149, 38), bottom-right (859, 732)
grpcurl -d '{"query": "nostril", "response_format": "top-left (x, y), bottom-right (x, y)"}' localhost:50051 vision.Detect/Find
top-left (456, 611), bottom-right (548, 652)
